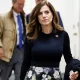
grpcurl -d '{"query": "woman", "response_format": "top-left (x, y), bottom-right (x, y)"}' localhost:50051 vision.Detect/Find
top-left (20, 0), bottom-right (79, 80)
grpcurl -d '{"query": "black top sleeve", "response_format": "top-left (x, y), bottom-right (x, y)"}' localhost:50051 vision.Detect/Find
top-left (20, 38), bottom-right (32, 80)
top-left (63, 32), bottom-right (80, 80)
top-left (63, 31), bottom-right (73, 64)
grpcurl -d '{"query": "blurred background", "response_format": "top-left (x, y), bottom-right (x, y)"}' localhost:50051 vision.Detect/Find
top-left (0, 0), bottom-right (80, 79)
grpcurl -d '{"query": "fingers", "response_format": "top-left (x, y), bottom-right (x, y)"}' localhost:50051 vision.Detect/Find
top-left (75, 71), bottom-right (78, 74)
top-left (69, 70), bottom-right (79, 80)
top-left (74, 71), bottom-right (79, 79)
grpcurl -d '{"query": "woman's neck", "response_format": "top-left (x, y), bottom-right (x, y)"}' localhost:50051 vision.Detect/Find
top-left (42, 25), bottom-right (53, 34)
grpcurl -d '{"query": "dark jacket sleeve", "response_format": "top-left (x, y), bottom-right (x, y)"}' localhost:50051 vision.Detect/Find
top-left (63, 31), bottom-right (73, 64)
top-left (20, 38), bottom-right (32, 80)
top-left (57, 11), bottom-right (64, 27)
top-left (26, 14), bottom-right (30, 24)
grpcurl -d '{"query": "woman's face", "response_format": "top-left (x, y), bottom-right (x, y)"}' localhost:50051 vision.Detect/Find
top-left (38, 5), bottom-right (53, 26)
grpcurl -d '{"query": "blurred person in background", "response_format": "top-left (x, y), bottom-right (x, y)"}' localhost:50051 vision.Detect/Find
top-left (20, 0), bottom-right (79, 80)
top-left (0, 0), bottom-right (27, 80)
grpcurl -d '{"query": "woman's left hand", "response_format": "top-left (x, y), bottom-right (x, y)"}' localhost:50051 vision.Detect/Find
top-left (69, 70), bottom-right (79, 80)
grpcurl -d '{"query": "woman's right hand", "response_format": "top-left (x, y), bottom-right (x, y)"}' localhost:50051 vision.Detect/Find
top-left (69, 70), bottom-right (79, 80)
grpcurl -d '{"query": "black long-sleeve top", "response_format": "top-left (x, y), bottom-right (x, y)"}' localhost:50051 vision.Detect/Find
top-left (20, 30), bottom-right (73, 80)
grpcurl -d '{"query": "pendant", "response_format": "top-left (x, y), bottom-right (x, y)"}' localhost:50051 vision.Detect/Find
top-left (55, 35), bottom-right (58, 38)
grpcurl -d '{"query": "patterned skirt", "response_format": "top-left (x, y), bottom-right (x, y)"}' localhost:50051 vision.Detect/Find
top-left (25, 66), bottom-right (62, 80)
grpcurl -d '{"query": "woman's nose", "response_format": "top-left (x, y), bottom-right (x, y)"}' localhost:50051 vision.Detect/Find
top-left (42, 13), bottom-right (46, 17)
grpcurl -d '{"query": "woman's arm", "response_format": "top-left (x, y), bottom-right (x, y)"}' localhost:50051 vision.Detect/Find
top-left (63, 31), bottom-right (79, 80)
top-left (63, 31), bottom-right (73, 64)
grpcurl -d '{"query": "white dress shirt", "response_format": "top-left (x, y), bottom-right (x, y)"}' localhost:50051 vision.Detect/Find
top-left (13, 10), bottom-right (23, 45)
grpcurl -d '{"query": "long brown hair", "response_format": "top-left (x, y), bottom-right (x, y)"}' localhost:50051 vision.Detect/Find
top-left (27, 0), bottom-right (63, 40)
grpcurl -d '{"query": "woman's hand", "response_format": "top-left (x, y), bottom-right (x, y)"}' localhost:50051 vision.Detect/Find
top-left (69, 70), bottom-right (79, 80)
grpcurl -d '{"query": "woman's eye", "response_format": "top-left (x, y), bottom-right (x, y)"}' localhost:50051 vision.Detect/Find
top-left (38, 11), bottom-right (49, 15)
top-left (38, 12), bottom-right (42, 15)
top-left (45, 11), bottom-right (49, 14)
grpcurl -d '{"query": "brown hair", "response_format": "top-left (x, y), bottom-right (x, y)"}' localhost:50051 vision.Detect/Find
top-left (27, 0), bottom-right (63, 40)
top-left (12, 0), bottom-right (17, 3)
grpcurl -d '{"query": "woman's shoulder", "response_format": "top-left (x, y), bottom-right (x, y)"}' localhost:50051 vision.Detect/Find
top-left (56, 30), bottom-right (70, 42)
top-left (58, 30), bottom-right (69, 37)
top-left (60, 30), bottom-right (70, 43)
top-left (63, 30), bottom-right (70, 38)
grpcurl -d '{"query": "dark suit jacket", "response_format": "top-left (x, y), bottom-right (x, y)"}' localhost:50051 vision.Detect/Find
top-left (64, 59), bottom-right (80, 80)
top-left (26, 11), bottom-right (64, 27)
top-left (57, 11), bottom-right (64, 27)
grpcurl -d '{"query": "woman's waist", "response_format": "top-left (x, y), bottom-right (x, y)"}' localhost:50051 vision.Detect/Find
top-left (31, 61), bottom-right (59, 67)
